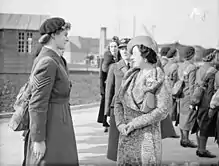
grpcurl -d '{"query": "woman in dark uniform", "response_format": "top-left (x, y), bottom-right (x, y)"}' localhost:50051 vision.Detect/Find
top-left (177, 46), bottom-right (197, 148)
top-left (97, 36), bottom-right (121, 132)
top-left (23, 17), bottom-right (79, 166)
top-left (193, 49), bottom-right (219, 158)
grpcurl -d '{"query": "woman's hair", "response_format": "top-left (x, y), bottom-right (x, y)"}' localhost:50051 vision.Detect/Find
top-left (107, 36), bottom-right (119, 49)
top-left (39, 20), bottom-right (71, 45)
top-left (132, 44), bottom-right (157, 64)
top-left (32, 43), bottom-right (43, 58)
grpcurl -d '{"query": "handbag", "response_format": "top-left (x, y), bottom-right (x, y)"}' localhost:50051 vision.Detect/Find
top-left (140, 67), bottom-right (158, 113)
top-left (172, 65), bottom-right (190, 98)
top-left (172, 79), bottom-right (185, 98)
top-left (8, 56), bottom-right (59, 131)
top-left (191, 67), bottom-right (217, 106)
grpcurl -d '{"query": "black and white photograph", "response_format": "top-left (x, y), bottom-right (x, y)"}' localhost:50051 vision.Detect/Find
top-left (0, 0), bottom-right (219, 165)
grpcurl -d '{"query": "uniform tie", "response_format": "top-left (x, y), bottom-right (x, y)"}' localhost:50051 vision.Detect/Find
top-left (127, 62), bottom-right (130, 69)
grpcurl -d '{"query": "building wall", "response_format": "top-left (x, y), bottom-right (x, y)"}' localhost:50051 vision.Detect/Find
top-left (0, 31), bottom-right (4, 73)
top-left (1, 29), bottom-right (40, 74)
top-left (70, 52), bottom-right (87, 64)
top-left (63, 51), bottom-right (72, 64)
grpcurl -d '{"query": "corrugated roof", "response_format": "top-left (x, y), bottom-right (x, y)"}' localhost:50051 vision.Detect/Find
top-left (0, 13), bottom-right (50, 30)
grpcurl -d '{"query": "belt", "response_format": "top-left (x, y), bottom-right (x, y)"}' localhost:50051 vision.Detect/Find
top-left (49, 98), bottom-right (69, 104)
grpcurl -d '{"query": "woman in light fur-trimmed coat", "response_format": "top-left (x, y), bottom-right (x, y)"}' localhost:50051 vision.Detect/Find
top-left (114, 36), bottom-right (170, 166)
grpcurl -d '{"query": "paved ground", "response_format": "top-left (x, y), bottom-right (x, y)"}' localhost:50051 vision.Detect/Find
top-left (0, 107), bottom-right (219, 166)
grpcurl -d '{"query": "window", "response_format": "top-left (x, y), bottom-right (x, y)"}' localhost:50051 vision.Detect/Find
top-left (18, 32), bottom-right (25, 53)
top-left (26, 32), bottom-right (33, 53)
top-left (17, 31), bottom-right (33, 53)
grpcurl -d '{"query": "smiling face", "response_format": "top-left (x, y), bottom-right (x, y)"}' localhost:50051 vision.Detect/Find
top-left (130, 46), bottom-right (145, 67)
top-left (109, 41), bottom-right (118, 56)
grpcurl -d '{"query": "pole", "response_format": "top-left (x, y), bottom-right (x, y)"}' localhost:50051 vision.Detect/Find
top-left (99, 27), bottom-right (107, 59)
top-left (133, 15), bottom-right (136, 38)
top-left (217, 0), bottom-right (219, 48)
top-left (151, 25), bottom-right (156, 40)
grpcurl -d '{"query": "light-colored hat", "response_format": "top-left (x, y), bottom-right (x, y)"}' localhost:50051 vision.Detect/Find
top-left (127, 36), bottom-right (158, 54)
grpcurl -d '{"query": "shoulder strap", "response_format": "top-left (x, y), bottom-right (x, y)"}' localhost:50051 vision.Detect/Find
top-left (203, 67), bottom-right (217, 84)
top-left (181, 64), bottom-right (195, 81)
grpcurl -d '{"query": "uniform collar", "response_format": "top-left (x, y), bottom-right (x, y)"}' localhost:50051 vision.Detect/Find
top-left (40, 47), bottom-right (63, 65)
top-left (117, 59), bottom-right (126, 69)
top-left (43, 45), bottom-right (61, 57)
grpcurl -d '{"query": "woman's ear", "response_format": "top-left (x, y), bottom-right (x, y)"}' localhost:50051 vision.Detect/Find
top-left (50, 33), bottom-right (55, 39)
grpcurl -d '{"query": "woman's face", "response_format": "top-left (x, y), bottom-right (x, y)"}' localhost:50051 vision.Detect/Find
top-left (119, 46), bottom-right (130, 61)
top-left (54, 29), bottom-right (69, 50)
top-left (109, 41), bottom-right (118, 55)
top-left (130, 46), bottom-right (145, 67)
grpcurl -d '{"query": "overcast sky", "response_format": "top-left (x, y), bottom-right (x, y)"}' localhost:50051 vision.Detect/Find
top-left (1, 0), bottom-right (219, 47)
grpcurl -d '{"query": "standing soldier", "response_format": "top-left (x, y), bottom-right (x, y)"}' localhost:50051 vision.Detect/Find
top-left (192, 49), bottom-right (219, 158)
top-left (23, 17), bottom-right (79, 165)
top-left (177, 46), bottom-right (198, 148)
top-left (97, 36), bottom-right (120, 132)
top-left (105, 38), bottom-right (131, 162)
top-left (163, 48), bottom-right (180, 121)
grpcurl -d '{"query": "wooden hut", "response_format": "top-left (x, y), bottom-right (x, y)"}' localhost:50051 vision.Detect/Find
top-left (0, 13), bottom-right (49, 74)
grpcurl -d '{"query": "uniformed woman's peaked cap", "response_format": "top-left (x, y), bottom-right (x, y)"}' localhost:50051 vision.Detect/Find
top-left (127, 36), bottom-right (158, 54)
top-left (39, 17), bottom-right (67, 35)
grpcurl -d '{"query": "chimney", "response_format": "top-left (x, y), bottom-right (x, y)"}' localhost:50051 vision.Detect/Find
top-left (99, 27), bottom-right (107, 58)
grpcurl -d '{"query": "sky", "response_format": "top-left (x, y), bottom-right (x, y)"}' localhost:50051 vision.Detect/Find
top-left (1, 0), bottom-right (219, 48)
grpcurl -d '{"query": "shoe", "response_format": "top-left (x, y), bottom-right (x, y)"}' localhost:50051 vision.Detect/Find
top-left (196, 150), bottom-right (216, 158)
top-left (180, 140), bottom-right (188, 147)
top-left (104, 127), bottom-right (108, 133)
top-left (171, 135), bottom-right (180, 138)
top-left (180, 140), bottom-right (197, 148)
top-left (186, 140), bottom-right (198, 148)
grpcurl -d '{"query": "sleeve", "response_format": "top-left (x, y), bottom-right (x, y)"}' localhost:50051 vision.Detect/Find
top-left (170, 64), bottom-right (178, 84)
top-left (28, 58), bottom-right (56, 142)
top-left (114, 92), bottom-right (126, 127)
top-left (214, 71), bottom-right (219, 90)
top-left (210, 89), bottom-right (219, 109)
top-left (102, 52), bottom-right (113, 73)
top-left (129, 83), bottom-right (170, 130)
top-left (99, 58), bottom-right (106, 95)
top-left (188, 65), bottom-right (196, 96)
top-left (104, 64), bottom-right (115, 116)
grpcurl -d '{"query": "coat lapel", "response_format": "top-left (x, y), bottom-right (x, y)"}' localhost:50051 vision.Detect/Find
top-left (117, 60), bottom-right (128, 74)
top-left (39, 47), bottom-right (69, 78)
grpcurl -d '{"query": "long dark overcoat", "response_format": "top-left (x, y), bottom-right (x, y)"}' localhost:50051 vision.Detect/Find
top-left (24, 47), bottom-right (79, 165)
top-left (177, 61), bottom-right (196, 131)
top-left (193, 63), bottom-right (219, 137)
top-left (97, 51), bottom-right (120, 125)
top-left (104, 59), bottom-right (128, 161)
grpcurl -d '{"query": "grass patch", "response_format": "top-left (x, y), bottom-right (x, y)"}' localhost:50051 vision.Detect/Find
top-left (69, 72), bottom-right (100, 105)
top-left (0, 71), bottom-right (100, 113)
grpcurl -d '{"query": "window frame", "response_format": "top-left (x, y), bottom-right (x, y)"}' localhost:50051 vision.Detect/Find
top-left (17, 31), bottom-right (33, 54)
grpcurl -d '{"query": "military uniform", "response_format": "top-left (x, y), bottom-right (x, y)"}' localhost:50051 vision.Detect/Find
top-left (105, 59), bottom-right (129, 161)
top-left (178, 61), bottom-right (196, 130)
top-left (97, 50), bottom-right (120, 127)
top-left (24, 47), bottom-right (79, 165)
